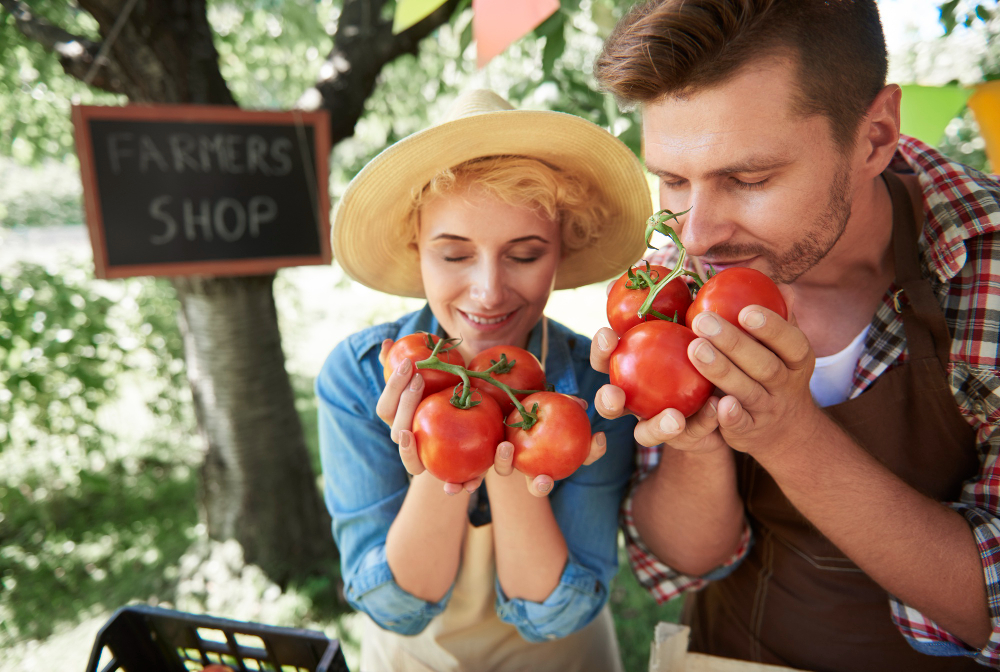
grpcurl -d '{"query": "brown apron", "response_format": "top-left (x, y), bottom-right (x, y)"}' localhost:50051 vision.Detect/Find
top-left (686, 171), bottom-right (981, 672)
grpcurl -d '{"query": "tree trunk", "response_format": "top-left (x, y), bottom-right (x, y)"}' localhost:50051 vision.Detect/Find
top-left (172, 274), bottom-right (334, 584)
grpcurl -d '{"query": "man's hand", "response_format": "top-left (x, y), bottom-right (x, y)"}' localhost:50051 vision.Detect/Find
top-left (686, 302), bottom-right (821, 458)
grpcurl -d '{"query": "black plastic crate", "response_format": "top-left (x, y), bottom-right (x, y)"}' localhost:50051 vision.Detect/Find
top-left (85, 604), bottom-right (349, 672)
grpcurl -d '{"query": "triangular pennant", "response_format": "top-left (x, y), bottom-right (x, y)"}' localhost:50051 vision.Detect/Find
top-left (393, 0), bottom-right (449, 35)
top-left (473, 0), bottom-right (560, 68)
top-left (967, 81), bottom-right (1000, 170)
top-left (899, 84), bottom-right (972, 145)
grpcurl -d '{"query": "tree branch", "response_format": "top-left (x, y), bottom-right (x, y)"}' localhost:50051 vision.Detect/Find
top-left (298, 0), bottom-right (464, 145)
top-left (0, 0), bottom-right (125, 94)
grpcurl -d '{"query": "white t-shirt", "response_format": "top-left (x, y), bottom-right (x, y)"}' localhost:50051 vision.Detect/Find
top-left (810, 326), bottom-right (870, 407)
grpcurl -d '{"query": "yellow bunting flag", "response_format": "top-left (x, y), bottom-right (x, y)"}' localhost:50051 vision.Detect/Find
top-left (967, 81), bottom-right (1000, 170)
top-left (473, 0), bottom-right (560, 68)
top-left (392, 0), bottom-right (449, 34)
top-left (899, 84), bottom-right (972, 146)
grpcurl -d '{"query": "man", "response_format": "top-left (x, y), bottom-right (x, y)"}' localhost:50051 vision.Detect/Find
top-left (588, 1), bottom-right (1000, 670)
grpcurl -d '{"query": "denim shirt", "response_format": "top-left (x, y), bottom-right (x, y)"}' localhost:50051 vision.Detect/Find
top-left (316, 305), bottom-right (636, 643)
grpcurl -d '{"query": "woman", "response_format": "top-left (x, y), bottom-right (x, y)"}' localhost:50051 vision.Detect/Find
top-left (317, 89), bottom-right (651, 671)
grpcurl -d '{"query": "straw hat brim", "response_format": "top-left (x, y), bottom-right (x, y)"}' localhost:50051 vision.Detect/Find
top-left (332, 108), bottom-right (653, 298)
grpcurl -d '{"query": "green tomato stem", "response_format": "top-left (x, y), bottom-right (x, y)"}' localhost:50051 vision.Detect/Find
top-left (415, 348), bottom-right (541, 430)
top-left (636, 207), bottom-right (708, 319)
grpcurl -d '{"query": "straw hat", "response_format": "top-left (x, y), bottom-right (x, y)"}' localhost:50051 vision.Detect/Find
top-left (332, 89), bottom-right (652, 298)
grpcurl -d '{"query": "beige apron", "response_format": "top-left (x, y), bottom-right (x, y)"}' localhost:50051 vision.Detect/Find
top-left (359, 523), bottom-right (624, 672)
top-left (360, 319), bottom-right (624, 672)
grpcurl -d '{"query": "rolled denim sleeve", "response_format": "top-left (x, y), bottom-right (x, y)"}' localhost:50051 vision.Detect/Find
top-left (317, 327), bottom-right (449, 634)
top-left (494, 346), bottom-right (637, 641)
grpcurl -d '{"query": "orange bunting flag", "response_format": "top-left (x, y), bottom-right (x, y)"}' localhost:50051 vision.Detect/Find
top-left (473, 0), bottom-right (560, 68)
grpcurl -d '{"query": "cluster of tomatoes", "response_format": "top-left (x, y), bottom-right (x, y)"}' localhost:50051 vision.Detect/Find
top-left (383, 335), bottom-right (593, 483)
top-left (606, 259), bottom-right (786, 420)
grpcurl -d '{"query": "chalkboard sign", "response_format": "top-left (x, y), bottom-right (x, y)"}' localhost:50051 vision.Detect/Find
top-left (72, 104), bottom-right (331, 278)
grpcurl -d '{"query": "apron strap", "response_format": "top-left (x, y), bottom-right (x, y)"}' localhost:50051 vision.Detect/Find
top-left (882, 170), bottom-right (953, 368)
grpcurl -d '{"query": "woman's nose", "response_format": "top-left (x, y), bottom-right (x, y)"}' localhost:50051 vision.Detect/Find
top-left (469, 261), bottom-right (506, 308)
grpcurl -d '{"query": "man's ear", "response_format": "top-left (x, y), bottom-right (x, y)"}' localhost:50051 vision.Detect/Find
top-left (853, 84), bottom-right (902, 180)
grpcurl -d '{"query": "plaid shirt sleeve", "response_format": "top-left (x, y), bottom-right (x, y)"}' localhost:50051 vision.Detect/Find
top-left (888, 397), bottom-right (1000, 666)
top-left (879, 138), bottom-right (1000, 665)
top-left (620, 440), bottom-right (753, 604)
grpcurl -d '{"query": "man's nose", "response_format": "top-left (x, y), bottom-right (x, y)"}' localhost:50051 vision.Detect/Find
top-left (677, 188), bottom-right (733, 257)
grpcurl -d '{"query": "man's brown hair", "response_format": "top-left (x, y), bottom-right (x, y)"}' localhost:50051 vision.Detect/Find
top-left (595, 0), bottom-right (888, 149)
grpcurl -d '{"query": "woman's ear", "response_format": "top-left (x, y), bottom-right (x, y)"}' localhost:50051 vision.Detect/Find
top-left (854, 84), bottom-right (902, 179)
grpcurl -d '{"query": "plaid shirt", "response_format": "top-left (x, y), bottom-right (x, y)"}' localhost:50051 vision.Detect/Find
top-left (623, 135), bottom-right (1000, 665)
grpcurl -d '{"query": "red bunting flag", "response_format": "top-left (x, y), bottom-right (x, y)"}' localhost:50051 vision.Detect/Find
top-left (473, 0), bottom-right (560, 68)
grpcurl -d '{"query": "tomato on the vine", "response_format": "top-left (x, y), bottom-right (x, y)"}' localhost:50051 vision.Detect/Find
top-left (607, 263), bottom-right (693, 336)
top-left (412, 387), bottom-right (503, 483)
top-left (686, 267), bottom-right (787, 333)
top-left (505, 392), bottom-right (591, 480)
top-left (469, 345), bottom-right (546, 415)
top-left (609, 320), bottom-right (714, 419)
top-left (383, 332), bottom-right (465, 397)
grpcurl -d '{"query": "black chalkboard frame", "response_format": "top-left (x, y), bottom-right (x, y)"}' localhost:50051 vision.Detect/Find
top-left (72, 104), bottom-right (332, 279)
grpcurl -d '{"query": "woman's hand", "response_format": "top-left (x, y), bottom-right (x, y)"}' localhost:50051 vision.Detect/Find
top-left (375, 338), bottom-right (490, 495)
top-left (492, 397), bottom-right (607, 497)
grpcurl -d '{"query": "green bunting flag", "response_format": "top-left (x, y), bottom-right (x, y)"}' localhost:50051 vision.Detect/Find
top-left (899, 84), bottom-right (972, 145)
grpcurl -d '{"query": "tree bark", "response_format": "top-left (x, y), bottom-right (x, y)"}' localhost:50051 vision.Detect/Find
top-left (173, 274), bottom-right (333, 584)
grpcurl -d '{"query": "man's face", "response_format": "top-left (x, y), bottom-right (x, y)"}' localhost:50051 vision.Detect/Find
top-left (642, 57), bottom-right (856, 284)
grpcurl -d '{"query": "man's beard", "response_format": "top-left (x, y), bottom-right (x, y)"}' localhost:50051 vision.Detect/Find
top-left (701, 163), bottom-right (853, 284)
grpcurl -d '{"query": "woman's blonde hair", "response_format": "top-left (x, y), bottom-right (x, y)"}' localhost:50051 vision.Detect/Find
top-left (405, 155), bottom-right (607, 254)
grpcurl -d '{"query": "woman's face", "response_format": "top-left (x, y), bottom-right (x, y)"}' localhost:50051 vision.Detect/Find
top-left (417, 184), bottom-right (561, 363)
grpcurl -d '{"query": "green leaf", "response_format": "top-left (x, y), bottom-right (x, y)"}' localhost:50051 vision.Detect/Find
top-left (939, 0), bottom-right (960, 35)
top-left (541, 21), bottom-right (566, 76)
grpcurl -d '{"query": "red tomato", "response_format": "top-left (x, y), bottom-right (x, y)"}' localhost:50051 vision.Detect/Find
top-left (609, 320), bottom-right (714, 419)
top-left (607, 263), bottom-right (693, 335)
top-left (383, 332), bottom-right (465, 397)
top-left (412, 387), bottom-right (504, 483)
top-left (468, 345), bottom-right (547, 415)
top-left (505, 392), bottom-right (592, 480)
top-left (686, 267), bottom-right (787, 333)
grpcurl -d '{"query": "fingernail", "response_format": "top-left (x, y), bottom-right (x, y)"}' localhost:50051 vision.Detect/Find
top-left (398, 358), bottom-right (412, 375)
top-left (743, 310), bottom-right (765, 329)
top-left (601, 389), bottom-right (613, 409)
top-left (707, 399), bottom-right (718, 418)
top-left (537, 482), bottom-right (552, 494)
top-left (729, 403), bottom-right (740, 418)
top-left (694, 342), bottom-right (715, 364)
top-left (499, 443), bottom-right (513, 460)
top-left (659, 413), bottom-right (679, 433)
top-left (596, 432), bottom-right (606, 448)
top-left (598, 332), bottom-right (610, 350)
top-left (409, 373), bottom-right (423, 391)
top-left (695, 313), bottom-right (721, 336)
top-left (400, 432), bottom-right (411, 449)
